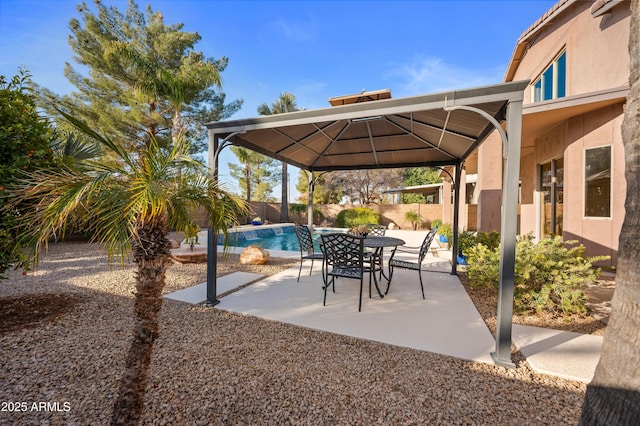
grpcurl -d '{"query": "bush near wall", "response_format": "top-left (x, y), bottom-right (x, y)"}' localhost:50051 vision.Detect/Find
top-left (289, 204), bottom-right (325, 224)
top-left (335, 207), bottom-right (381, 228)
top-left (465, 234), bottom-right (609, 318)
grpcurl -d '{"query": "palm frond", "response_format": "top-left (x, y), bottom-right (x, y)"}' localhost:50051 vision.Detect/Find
top-left (56, 108), bottom-right (136, 171)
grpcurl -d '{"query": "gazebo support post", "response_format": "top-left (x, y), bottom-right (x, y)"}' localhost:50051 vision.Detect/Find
top-left (307, 172), bottom-right (314, 231)
top-left (204, 130), bottom-right (245, 307)
top-left (491, 98), bottom-right (523, 368)
top-left (450, 161), bottom-right (462, 275)
top-left (206, 132), bottom-right (220, 306)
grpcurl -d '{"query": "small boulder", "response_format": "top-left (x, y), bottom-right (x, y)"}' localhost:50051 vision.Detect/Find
top-left (388, 222), bottom-right (398, 230)
top-left (240, 244), bottom-right (270, 265)
top-left (169, 239), bottom-right (181, 249)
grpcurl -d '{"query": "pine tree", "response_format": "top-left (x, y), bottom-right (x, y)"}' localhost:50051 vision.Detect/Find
top-left (228, 147), bottom-right (278, 202)
top-left (37, 0), bottom-right (241, 154)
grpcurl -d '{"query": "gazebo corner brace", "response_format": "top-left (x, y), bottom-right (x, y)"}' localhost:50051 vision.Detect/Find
top-left (443, 105), bottom-right (509, 159)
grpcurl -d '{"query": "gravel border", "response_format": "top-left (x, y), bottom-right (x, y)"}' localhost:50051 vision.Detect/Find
top-left (0, 242), bottom-right (586, 425)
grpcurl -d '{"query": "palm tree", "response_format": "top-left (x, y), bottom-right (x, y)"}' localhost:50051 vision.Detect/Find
top-left (6, 112), bottom-right (246, 424)
top-left (581, 2), bottom-right (640, 422)
top-left (257, 92), bottom-right (300, 222)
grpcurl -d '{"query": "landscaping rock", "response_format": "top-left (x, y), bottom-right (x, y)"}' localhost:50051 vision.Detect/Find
top-left (240, 244), bottom-right (270, 265)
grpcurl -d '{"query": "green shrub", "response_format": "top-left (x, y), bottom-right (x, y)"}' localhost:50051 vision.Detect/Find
top-left (437, 223), bottom-right (453, 248)
top-left (289, 204), bottom-right (325, 224)
top-left (466, 242), bottom-right (500, 287)
top-left (476, 231), bottom-right (501, 251)
top-left (313, 208), bottom-right (325, 224)
top-left (405, 211), bottom-right (421, 230)
top-left (466, 234), bottom-right (609, 317)
top-left (431, 218), bottom-right (443, 230)
top-left (289, 203), bottom-right (306, 215)
top-left (457, 231), bottom-right (477, 257)
top-left (335, 208), bottom-right (380, 228)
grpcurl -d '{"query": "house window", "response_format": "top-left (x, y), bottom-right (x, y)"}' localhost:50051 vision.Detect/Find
top-left (585, 146), bottom-right (611, 218)
top-left (533, 51), bottom-right (566, 102)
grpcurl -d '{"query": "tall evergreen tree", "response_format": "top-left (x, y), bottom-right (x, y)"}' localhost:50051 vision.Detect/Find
top-left (295, 170), bottom-right (341, 204)
top-left (401, 167), bottom-right (443, 203)
top-left (37, 0), bottom-right (241, 154)
top-left (228, 147), bottom-right (278, 202)
top-left (257, 92), bottom-right (300, 222)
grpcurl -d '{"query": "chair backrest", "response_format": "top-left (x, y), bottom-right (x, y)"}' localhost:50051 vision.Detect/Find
top-left (366, 223), bottom-right (387, 236)
top-left (320, 233), bottom-right (364, 269)
top-left (418, 229), bottom-right (438, 264)
top-left (294, 225), bottom-right (315, 254)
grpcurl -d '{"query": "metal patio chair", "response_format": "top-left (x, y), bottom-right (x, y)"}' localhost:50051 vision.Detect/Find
top-left (320, 233), bottom-right (378, 312)
top-left (364, 223), bottom-right (387, 277)
top-left (293, 225), bottom-right (324, 282)
top-left (366, 223), bottom-right (387, 236)
top-left (387, 229), bottom-right (437, 299)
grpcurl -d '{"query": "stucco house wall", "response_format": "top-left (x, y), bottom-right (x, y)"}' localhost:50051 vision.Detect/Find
top-left (476, 0), bottom-right (630, 266)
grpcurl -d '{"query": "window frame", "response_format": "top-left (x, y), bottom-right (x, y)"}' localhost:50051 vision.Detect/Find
top-left (532, 50), bottom-right (567, 102)
top-left (583, 145), bottom-right (613, 220)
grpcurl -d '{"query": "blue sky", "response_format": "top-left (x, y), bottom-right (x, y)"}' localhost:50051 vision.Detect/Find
top-left (0, 0), bottom-right (557, 200)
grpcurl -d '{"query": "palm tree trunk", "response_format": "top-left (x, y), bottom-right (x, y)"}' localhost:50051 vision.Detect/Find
top-left (280, 161), bottom-right (289, 222)
top-left (111, 220), bottom-right (171, 425)
top-left (580, 3), bottom-right (640, 423)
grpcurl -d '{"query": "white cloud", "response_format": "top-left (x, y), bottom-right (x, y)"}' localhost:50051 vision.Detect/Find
top-left (386, 56), bottom-right (506, 97)
top-left (272, 16), bottom-right (315, 42)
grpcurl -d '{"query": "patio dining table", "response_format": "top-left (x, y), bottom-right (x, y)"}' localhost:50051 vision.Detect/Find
top-left (362, 235), bottom-right (405, 297)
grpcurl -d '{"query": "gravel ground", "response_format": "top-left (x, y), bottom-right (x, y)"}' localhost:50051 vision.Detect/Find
top-left (0, 242), bottom-right (587, 425)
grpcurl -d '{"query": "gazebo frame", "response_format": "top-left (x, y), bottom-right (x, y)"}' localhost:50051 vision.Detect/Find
top-left (206, 80), bottom-right (528, 368)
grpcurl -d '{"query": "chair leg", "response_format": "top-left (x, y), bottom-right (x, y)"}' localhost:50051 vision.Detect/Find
top-left (309, 258), bottom-right (314, 276)
top-left (297, 259), bottom-right (303, 282)
top-left (371, 266), bottom-right (384, 298)
top-left (323, 276), bottom-right (332, 306)
top-left (385, 264), bottom-right (394, 295)
top-left (358, 277), bottom-right (363, 312)
top-left (418, 269), bottom-right (425, 299)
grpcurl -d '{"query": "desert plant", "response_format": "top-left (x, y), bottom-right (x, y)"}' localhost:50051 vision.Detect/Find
top-left (430, 218), bottom-right (443, 230)
top-left (183, 223), bottom-right (200, 249)
top-left (465, 234), bottom-right (609, 317)
top-left (5, 111), bottom-right (247, 424)
top-left (405, 211), bottom-right (421, 230)
top-left (476, 231), bottom-right (501, 251)
top-left (437, 222), bottom-right (453, 247)
top-left (289, 203), bottom-right (306, 215)
top-left (289, 204), bottom-right (324, 224)
top-left (457, 230), bottom-right (477, 257)
top-left (335, 207), bottom-right (380, 228)
top-left (313, 208), bottom-right (325, 224)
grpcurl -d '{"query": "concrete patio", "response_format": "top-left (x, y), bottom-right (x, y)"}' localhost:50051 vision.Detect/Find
top-left (165, 229), bottom-right (603, 383)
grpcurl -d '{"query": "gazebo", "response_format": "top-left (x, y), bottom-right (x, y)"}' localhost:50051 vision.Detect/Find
top-left (205, 80), bottom-right (528, 368)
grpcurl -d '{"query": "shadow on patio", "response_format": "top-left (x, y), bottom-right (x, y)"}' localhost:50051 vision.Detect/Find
top-left (215, 250), bottom-right (497, 365)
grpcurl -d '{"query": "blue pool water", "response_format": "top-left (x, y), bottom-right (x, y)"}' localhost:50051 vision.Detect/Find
top-left (217, 225), bottom-right (334, 252)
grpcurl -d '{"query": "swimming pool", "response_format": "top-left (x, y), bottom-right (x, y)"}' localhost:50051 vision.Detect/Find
top-left (218, 225), bottom-right (338, 252)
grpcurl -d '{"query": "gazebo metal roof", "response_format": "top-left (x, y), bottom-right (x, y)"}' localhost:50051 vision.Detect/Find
top-left (205, 80), bottom-right (528, 368)
top-left (206, 81), bottom-right (528, 172)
